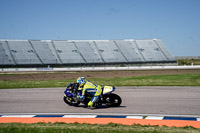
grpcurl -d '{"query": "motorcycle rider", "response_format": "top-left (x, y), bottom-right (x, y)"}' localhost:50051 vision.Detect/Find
top-left (76, 77), bottom-right (102, 108)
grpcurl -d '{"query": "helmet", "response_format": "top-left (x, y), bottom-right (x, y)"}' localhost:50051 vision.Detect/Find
top-left (77, 77), bottom-right (87, 86)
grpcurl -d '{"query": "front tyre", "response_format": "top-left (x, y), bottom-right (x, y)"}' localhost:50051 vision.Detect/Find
top-left (63, 96), bottom-right (80, 106)
top-left (103, 93), bottom-right (122, 107)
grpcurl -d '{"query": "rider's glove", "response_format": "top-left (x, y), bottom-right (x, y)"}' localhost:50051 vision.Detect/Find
top-left (77, 95), bottom-right (85, 101)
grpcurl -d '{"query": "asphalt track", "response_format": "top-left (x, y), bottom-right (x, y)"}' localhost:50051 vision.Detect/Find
top-left (0, 86), bottom-right (200, 116)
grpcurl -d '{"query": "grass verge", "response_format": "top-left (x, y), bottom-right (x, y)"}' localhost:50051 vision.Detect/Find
top-left (0, 122), bottom-right (200, 133)
top-left (0, 73), bottom-right (200, 89)
top-left (177, 59), bottom-right (200, 65)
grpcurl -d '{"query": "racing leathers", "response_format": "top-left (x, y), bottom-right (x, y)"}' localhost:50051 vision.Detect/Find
top-left (77, 81), bottom-right (102, 107)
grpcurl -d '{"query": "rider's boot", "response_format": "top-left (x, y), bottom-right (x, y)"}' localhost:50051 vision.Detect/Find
top-left (88, 101), bottom-right (96, 109)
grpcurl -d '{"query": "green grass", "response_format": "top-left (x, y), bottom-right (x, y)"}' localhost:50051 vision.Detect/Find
top-left (0, 122), bottom-right (200, 133)
top-left (0, 73), bottom-right (200, 89)
top-left (0, 80), bottom-right (74, 89)
top-left (92, 73), bottom-right (200, 86)
top-left (177, 59), bottom-right (200, 65)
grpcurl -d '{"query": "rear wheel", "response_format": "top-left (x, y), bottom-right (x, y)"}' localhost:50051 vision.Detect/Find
top-left (103, 93), bottom-right (122, 107)
top-left (63, 96), bottom-right (80, 106)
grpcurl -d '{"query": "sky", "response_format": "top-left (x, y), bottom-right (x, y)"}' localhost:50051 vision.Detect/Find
top-left (0, 0), bottom-right (200, 56)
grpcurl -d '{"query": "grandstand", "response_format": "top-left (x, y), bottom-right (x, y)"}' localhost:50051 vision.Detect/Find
top-left (0, 39), bottom-right (176, 67)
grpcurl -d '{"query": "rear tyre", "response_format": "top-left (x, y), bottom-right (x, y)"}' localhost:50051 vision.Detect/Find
top-left (103, 93), bottom-right (122, 107)
top-left (63, 96), bottom-right (80, 106)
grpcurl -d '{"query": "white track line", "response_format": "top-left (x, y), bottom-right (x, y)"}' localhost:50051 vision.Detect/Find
top-left (1, 115), bottom-right (35, 118)
top-left (126, 116), bottom-right (143, 119)
top-left (63, 115), bottom-right (97, 118)
top-left (145, 116), bottom-right (164, 120)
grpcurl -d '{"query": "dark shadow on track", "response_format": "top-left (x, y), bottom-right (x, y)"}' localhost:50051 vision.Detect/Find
top-left (73, 104), bottom-right (126, 110)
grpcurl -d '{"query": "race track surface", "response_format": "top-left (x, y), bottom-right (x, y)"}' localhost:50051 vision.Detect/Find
top-left (0, 86), bottom-right (200, 116)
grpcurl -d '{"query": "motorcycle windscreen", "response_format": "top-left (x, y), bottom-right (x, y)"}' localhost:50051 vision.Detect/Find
top-left (103, 86), bottom-right (115, 95)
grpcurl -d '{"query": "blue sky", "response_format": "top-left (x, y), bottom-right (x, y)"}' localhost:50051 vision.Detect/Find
top-left (0, 0), bottom-right (200, 56)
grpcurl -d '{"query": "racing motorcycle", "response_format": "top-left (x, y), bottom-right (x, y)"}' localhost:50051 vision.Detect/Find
top-left (63, 83), bottom-right (122, 107)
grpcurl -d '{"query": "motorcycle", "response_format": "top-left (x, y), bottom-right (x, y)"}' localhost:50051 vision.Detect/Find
top-left (63, 83), bottom-right (122, 107)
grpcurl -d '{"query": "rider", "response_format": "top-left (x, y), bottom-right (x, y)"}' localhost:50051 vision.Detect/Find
top-left (76, 77), bottom-right (102, 108)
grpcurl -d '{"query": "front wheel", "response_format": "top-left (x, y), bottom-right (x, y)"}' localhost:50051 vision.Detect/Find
top-left (103, 93), bottom-right (122, 107)
top-left (63, 96), bottom-right (80, 106)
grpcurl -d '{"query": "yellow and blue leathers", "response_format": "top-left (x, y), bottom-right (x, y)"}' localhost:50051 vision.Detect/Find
top-left (78, 81), bottom-right (102, 107)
